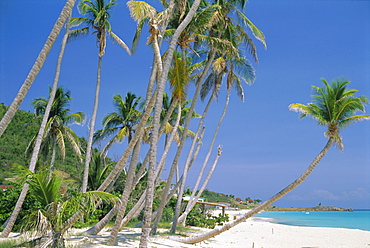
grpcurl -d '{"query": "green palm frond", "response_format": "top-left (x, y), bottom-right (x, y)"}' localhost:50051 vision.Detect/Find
top-left (289, 78), bottom-right (370, 151)
top-left (169, 57), bottom-right (189, 102)
top-left (28, 172), bottom-right (62, 207)
top-left (236, 9), bottom-right (266, 49)
top-left (67, 27), bottom-right (90, 43)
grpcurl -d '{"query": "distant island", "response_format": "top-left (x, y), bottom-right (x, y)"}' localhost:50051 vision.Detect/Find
top-left (265, 206), bottom-right (353, 212)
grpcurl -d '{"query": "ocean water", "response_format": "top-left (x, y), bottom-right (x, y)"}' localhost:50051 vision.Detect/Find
top-left (254, 210), bottom-right (370, 231)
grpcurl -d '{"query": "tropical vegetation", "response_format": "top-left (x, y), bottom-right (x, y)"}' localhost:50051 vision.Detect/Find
top-left (1, 0), bottom-right (369, 247)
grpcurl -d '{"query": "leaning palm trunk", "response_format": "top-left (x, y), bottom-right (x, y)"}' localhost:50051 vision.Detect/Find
top-left (81, 55), bottom-right (102, 193)
top-left (0, 0), bottom-right (76, 138)
top-left (75, 91), bottom-right (158, 235)
top-left (139, 33), bottom-right (164, 247)
top-left (84, 105), bottom-right (176, 236)
top-left (179, 144), bottom-right (221, 225)
top-left (177, 89), bottom-right (229, 226)
top-left (49, 142), bottom-right (57, 179)
top-left (170, 137), bottom-right (335, 244)
top-left (108, 137), bottom-right (143, 245)
top-left (171, 90), bottom-right (218, 232)
top-left (0, 18), bottom-right (71, 237)
top-left (97, 91), bottom-right (157, 192)
top-left (150, 101), bottom-right (182, 234)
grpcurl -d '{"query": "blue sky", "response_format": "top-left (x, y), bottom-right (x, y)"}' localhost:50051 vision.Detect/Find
top-left (1, 0), bottom-right (369, 209)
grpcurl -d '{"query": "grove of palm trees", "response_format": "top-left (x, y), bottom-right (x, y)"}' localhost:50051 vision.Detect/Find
top-left (1, 0), bottom-right (369, 247)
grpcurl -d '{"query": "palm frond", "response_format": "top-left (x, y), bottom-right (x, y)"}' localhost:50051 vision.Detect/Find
top-left (67, 27), bottom-right (90, 43)
top-left (109, 31), bottom-right (131, 55)
top-left (236, 9), bottom-right (266, 49)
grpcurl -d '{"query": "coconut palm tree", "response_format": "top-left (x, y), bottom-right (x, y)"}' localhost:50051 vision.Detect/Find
top-left (0, 14), bottom-right (74, 237)
top-left (132, 0), bottom-right (204, 246)
top-left (93, 92), bottom-right (142, 155)
top-left (0, 0), bottom-right (77, 138)
top-left (170, 78), bottom-right (370, 244)
top-left (68, 0), bottom-right (131, 193)
top-left (27, 87), bottom-right (85, 177)
top-left (24, 170), bottom-right (119, 247)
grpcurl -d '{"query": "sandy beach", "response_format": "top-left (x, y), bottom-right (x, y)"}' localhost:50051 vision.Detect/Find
top-left (65, 209), bottom-right (370, 248)
top-left (3, 209), bottom-right (370, 247)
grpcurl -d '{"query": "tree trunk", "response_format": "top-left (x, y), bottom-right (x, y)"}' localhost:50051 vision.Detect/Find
top-left (81, 55), bottom-right (102, 193)
top-left (0, 0), bottom-right (76, 138)
top-left (150, 101), bottom-right (182, 234)
top-left (0, 14), bottom-right (72, 237)
top-left (179, 145), bottom-right (221, 225)
top-left (139, 32), bottom-right (164, 248)
top-left (108, 137), bottom-right (142, 245)
top-left (49, 141), bottom-right (57, 179)
top-left (177, 89), bottom-right (230, 225)
top-left (170, 137), bottom-right (335, 244)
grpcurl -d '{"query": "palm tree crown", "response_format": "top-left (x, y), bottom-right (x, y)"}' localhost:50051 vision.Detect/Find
top-left (289, 78), bottom-right (370, 150)
top-left (29, 87), bottom-right (85, 162)
top-left (93, 92), bottom-right (142, 153)
top-left (69, 0), bottom-right (130, 56)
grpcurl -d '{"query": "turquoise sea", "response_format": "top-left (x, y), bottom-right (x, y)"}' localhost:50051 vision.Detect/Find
top-left (254, 210), bottom-right (370, 231)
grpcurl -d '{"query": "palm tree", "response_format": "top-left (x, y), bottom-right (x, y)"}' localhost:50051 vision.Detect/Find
top-left (0, 14), bottom-right (74, 237)
top-left (87, 150), bottom-right (113, 191)
top-left (93, 92), bottom-right (142, 155)
top-left (25, 170), bottom-right (119, 247)
top-left (68, 0), bottom-right (131, 193)
top-left (28, 87), bottom-right (85, 176)
top-left (0, 0), bottom-right (77, 138)
top-left (131, 0), bottom-right (204, 246)
top-left (170, 78), bottom-right (370, 244)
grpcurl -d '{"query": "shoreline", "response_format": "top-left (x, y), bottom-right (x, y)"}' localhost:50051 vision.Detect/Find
top-left (2, 209), bottom-right (370, 247)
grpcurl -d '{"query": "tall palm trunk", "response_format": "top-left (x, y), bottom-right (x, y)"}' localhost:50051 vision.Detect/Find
top-left (139, 22), bottom-right (167, 248)
top-left (177, 89), bottom-right (229, 226)
top-left (179, 144), bottom-right (222, 226)
top-left (81, 55), bottom-right (102, 193)
top-left (151, 50), bottom-right (217, 234)
top-left (172, 89), bottom-right (229, 232)
top-left (150, 101), bottom-right (182, 234)
top-left (0, 16), bottom-right (72, 237)
top-left (0, 0), bottom-right (76, 138)
top-left (108, 137), bottom-right (143, 245)
top-left (83, 94), bottom-right (175, 236)
top-left (170, 137), bottom-right (335, 244)
top-left (49, 141), bottom-right (57, 179)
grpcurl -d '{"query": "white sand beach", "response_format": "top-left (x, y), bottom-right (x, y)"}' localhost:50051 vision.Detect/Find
top-left (3, 209), bottom-right (370, 247)
top-left (63, 209), bottom-right (370, 248)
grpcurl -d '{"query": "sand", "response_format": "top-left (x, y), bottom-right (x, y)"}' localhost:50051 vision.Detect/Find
top-left (3, 209), bottom-right (370, 247)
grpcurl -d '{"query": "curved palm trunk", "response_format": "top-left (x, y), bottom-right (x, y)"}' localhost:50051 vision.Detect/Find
top-left (81, 55), bottom-right (102, 193)
top-left (150, 101), bottom-right (182, 234)
top-left (97, 91), bottom-right (157, 192)
top-left (139, 33), bottom-right (164, 247)
top-left (179, 145), bottom-right (222, 226)
top-left (0, 16), bottom-right (72, 237)
top-left (177, 89), bottom-right (229, 226)
top-left (151, 50), bottom-right (217, 235)
top-left (108, 137), bottom-right (142, 245)
top-left (170, 137), bottom-right (335, 244)
top-left (171, 91), bottom-right (218, 232)
top-left (83, 101), bottom-right (175, 235)
top-left (179, 145), bottom-right (221, 225)
top-left (0, 0), bottom-right (76, 138)
top-left (49, 141), bottom-right (57, 179)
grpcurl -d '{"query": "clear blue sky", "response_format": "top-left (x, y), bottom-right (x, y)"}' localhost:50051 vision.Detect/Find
top-left (1, 0), bottom-right (369, 209)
